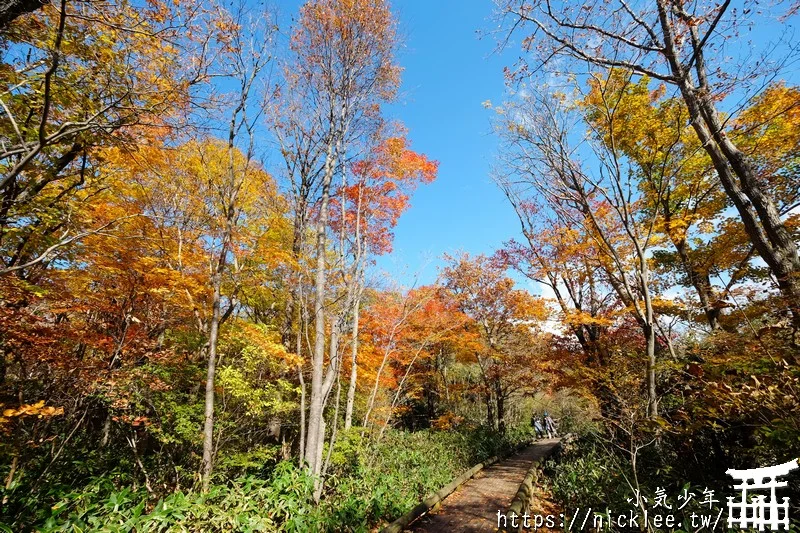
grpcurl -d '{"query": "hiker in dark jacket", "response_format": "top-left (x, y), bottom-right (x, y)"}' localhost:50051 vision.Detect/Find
top-left (543, 412), bottom-right (558, 437)
top-left (531, 415), bottom-right (545, 439)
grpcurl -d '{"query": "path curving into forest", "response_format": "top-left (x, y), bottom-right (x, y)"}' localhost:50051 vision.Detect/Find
top-left (406, 438), bottom-right (561, 532)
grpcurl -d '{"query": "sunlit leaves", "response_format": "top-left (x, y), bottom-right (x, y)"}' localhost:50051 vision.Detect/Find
top-left (217, 321), bottom-right (299, 418)
top-left (333, 135), bottom-right (438, 255)
top-left (1, 400), bottom-right (64, 425)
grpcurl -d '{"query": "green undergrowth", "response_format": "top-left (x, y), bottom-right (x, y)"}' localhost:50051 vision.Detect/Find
top-left (542, 431), bottom-right (800, 533)
top-left (2, 425), bottom-right (537, 532)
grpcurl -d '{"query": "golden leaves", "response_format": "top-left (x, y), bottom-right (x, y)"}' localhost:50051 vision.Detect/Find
top-left (1, 401), bottom-right (64, 424)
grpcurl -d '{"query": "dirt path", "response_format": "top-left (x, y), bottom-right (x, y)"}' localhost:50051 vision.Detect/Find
top-left (407, 438), bottom-right (560, 533)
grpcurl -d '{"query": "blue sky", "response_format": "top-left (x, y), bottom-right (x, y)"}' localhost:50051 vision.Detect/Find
top-left (268, 1), bottom-right (519, 288)
top-left (368, 1), bottom-right (800, 289)
top-left (371, 2), bottom-right (521, 287)
top-left (269, 1), bottom-right (799, 291)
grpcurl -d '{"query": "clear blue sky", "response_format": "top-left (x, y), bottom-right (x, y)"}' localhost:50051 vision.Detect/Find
top-left (271, 1), bottom-right (520, 288)
top-left (373, 1), bottom-right (521, 286)
top-left (271, 1), bottom-right (799, 290)
top-left (369, 1), bottom-right (800, 288)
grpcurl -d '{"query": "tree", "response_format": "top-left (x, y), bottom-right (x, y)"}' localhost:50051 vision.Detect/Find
top-left (442, 253), bottom-right (548, 431)
top-left (332, 133), bottom-right (437, 430)
top-left (0, 0), bottom-right (48, 29)
top-left (497, 0), bottom-right (800, 334)
top-left (195, 7), bottom-right (275, 490)
top-left (373, 287), bottom-right (468, 439)
top-left (0, 0), bottom-right (205, 276)
top-left (578, 72), bottom-right (800, 332)
top-left (109, 133), bottom-right (282, 489)
top-left (497, 211), bottom-right (617, 366)
top-left (287, 0), bottom-right (401, 483)
top-left (579, 70), bottom-right (741, 331)
top-left (361, 286), bottom-right (433, 432)
top-left (494, 87), bottom-right (669, 418)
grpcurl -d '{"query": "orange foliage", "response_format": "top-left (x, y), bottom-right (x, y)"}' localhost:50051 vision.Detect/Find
top-left (332, 135), bottom-right (438, 255)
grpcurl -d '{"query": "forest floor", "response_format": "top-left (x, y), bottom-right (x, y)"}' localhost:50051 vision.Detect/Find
top-left (406, 438), bottom-right (561, 532)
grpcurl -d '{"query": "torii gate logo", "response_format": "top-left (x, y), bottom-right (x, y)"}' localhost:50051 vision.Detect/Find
top-left (726, 459), bottom-right (798, 530)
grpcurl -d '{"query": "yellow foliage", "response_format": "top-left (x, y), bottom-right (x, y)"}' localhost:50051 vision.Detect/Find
top-left (1, 401), bottom-right (64, 425)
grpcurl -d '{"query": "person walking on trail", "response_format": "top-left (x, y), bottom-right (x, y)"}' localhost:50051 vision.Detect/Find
top-left (531, 415), bottom-right (545, 439)
top-left (540, 414), bottom-right (552, 438)
top-left (544, 412), bottom-right (558, 438)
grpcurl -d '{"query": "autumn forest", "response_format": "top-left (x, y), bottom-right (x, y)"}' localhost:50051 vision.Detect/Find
top-left (1, 0), bottom-right (799, 531)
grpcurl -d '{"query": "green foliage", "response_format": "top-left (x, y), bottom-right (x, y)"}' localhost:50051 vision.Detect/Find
top-left (127, 362), bottom-right (206, 450)
top-left (216, 321), bottom-right (299, 417)
top-left (545, 435), bottom-right (631, 512)
top-left (19, 463), bottom-right (321, 533)
top-left (546, 432), bottom-right (800, 533)
top-left (318, 425), bottom-right (536, 531)
top-left (1, 425), bottom-right (533, 532)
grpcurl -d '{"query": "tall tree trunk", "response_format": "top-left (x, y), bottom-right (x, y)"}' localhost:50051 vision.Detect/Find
top-left (601, 245), bottom-right (660, 419)
top-left (678, 253), bottom-right (720, 332)
top-left (667, 210), bottom-right (721, 331)
top-left (485, 391), bottom-right (495, 429)
top-left (641, 255), bottom-right (659, 419)
top-left (304, 140), bottom-right (336, 478)
top-left (656, 0), bottom-right (800, 333)
top-left (494, 379), bottom-right (505, 434)
top-left (690, 93), bottom-right (800, 330)
top-left (298, 364), bottom-right (306, 461)
top-left (282, 208), bottom-right (305, 346)
top-left (317, 378), bottom-right (341, 500)
top-left (344, 291), bottom-right (361, 430)
top-left (294, 268), bottom-right (306, 460)
top-left (201, 265), bottom-right (223, 491)
top-left (323, 322), bottom-right (341, 409)
top-left (310, 246), bottom-right (346, 494)
top-left (644, 323), bottom-right (658, 419)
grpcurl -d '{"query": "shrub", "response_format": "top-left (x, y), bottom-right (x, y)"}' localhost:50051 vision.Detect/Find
top-left (4, 425), bottom-right (535, 532)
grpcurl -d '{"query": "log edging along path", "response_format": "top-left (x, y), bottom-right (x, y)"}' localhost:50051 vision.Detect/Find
top-left (504, 436), bottom-right (568, 532)
top-left (378, 439), bottom-right (535, 533)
